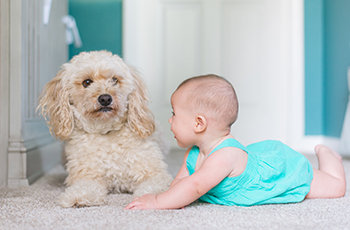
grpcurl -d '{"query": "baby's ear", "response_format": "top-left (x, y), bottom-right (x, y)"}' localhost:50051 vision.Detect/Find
top-left (194, 115), bottom-right (207, 133)
top-left (37, 66), bottom-right (74, 140)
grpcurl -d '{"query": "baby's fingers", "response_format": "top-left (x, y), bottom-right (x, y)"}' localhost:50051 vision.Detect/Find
top-left (124, 201), bottom-right (140, 210)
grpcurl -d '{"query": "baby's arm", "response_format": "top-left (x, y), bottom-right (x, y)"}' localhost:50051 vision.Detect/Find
top-left (170, 148), bottom-right (191, 188)
top-left (125, 148), bottom-right (237, 210)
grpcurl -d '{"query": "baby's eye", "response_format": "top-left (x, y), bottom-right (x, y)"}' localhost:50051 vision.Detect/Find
top-left (112, 77), bottom-right (118, 85)
top-left (171, 111), bottom-right (175, 116)
top-left (82, 79), bottom-right (93, 88)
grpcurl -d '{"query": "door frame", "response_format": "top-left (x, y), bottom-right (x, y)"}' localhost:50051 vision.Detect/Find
top-left (1, 0), bottom-right (67, 187)
top-left (282, 0), bottom-right (339, 153)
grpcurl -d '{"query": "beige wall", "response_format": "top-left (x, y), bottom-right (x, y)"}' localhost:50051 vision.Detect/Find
top-left (0, 0), bottom-right (10, 186)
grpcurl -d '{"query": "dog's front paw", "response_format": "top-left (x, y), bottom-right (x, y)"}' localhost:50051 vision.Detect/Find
top-left (58, 179), bottom-right (108, 208)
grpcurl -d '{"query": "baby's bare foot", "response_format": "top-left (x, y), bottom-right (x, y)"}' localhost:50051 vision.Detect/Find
top-left (315, 144), bottom-right (342, 162)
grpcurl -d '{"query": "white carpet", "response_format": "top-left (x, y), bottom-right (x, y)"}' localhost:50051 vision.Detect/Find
top-left (1, 152), bottom-right (350, 230)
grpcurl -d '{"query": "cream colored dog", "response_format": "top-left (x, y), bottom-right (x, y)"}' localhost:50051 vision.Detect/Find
top-left (38, 50), bottom-right (172, 208)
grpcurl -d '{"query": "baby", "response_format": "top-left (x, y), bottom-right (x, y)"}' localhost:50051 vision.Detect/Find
top-left (125, 74), bottom-right (346, 209)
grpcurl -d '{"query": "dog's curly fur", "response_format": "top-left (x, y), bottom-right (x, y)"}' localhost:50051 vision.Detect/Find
top-left (38, 50), bottom-right (173, 208)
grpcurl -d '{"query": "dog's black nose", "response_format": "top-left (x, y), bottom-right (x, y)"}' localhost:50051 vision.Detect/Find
top-left (98, 94), bottom-right (112, 106)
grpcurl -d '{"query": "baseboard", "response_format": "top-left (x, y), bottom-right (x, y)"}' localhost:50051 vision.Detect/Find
top-left (27, 141), bottom-right (63, 185)
top-left (7, 179), bottom-right (29, 187)
top-left (293, 135), bottom-right (340, 155)
top-left (171, 135), bottom-right (342, 156)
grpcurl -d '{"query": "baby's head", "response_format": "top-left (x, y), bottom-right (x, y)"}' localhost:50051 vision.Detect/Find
top-left (173, 74), bottom-right (239, 130)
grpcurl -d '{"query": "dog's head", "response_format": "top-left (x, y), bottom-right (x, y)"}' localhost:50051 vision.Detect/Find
top-left (37, 50), bottom-right (155, 140)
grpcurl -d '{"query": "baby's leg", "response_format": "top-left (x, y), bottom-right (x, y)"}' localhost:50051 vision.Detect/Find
top-left (305, 145), bottom-right (346, 199)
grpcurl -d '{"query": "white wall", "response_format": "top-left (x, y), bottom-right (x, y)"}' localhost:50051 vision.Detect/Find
top-left (123, 0), bottom-right (317, 153)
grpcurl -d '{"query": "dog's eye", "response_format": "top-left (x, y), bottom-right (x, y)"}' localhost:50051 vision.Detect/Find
top-left (112, 77), bottom-right (118, 85)
top-left (82, 79), bottom-right (93, 88)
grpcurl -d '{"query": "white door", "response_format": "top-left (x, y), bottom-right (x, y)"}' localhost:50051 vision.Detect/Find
top-left (124, 0), bottom-right (303, 149)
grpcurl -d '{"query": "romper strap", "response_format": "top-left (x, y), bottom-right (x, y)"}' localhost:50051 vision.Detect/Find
top-left (186, 146), bottom-right (200, 175)
top-left (208, 139), bottom-right (248, 157)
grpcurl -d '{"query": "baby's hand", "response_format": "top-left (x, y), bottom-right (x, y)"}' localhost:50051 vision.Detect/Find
top-left (124, 194), bottom-right (159, 210)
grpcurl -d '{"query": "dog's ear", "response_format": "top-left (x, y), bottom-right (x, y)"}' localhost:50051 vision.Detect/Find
top-left (37, 66), bottom-right (74, 140)
top-left (127, 68), bottom-right (155, 138)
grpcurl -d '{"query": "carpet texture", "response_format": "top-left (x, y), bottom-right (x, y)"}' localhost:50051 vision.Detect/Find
top-left (1, 152), bottom-right (349, 230)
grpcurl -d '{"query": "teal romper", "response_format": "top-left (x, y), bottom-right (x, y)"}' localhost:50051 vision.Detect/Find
top-left (186, 139), bottom-right (313, 206)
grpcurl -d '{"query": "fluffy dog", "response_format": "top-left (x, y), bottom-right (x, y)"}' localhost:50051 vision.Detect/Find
top-left (38, 50), bottom-right (173, 208)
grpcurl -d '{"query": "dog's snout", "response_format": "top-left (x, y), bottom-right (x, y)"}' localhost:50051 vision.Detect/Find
top-left (98, 94), bottom-right (112, 106)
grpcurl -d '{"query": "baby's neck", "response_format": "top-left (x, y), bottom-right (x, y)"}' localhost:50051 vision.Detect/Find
top-left (196, 133), bottom-right (233, 157)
